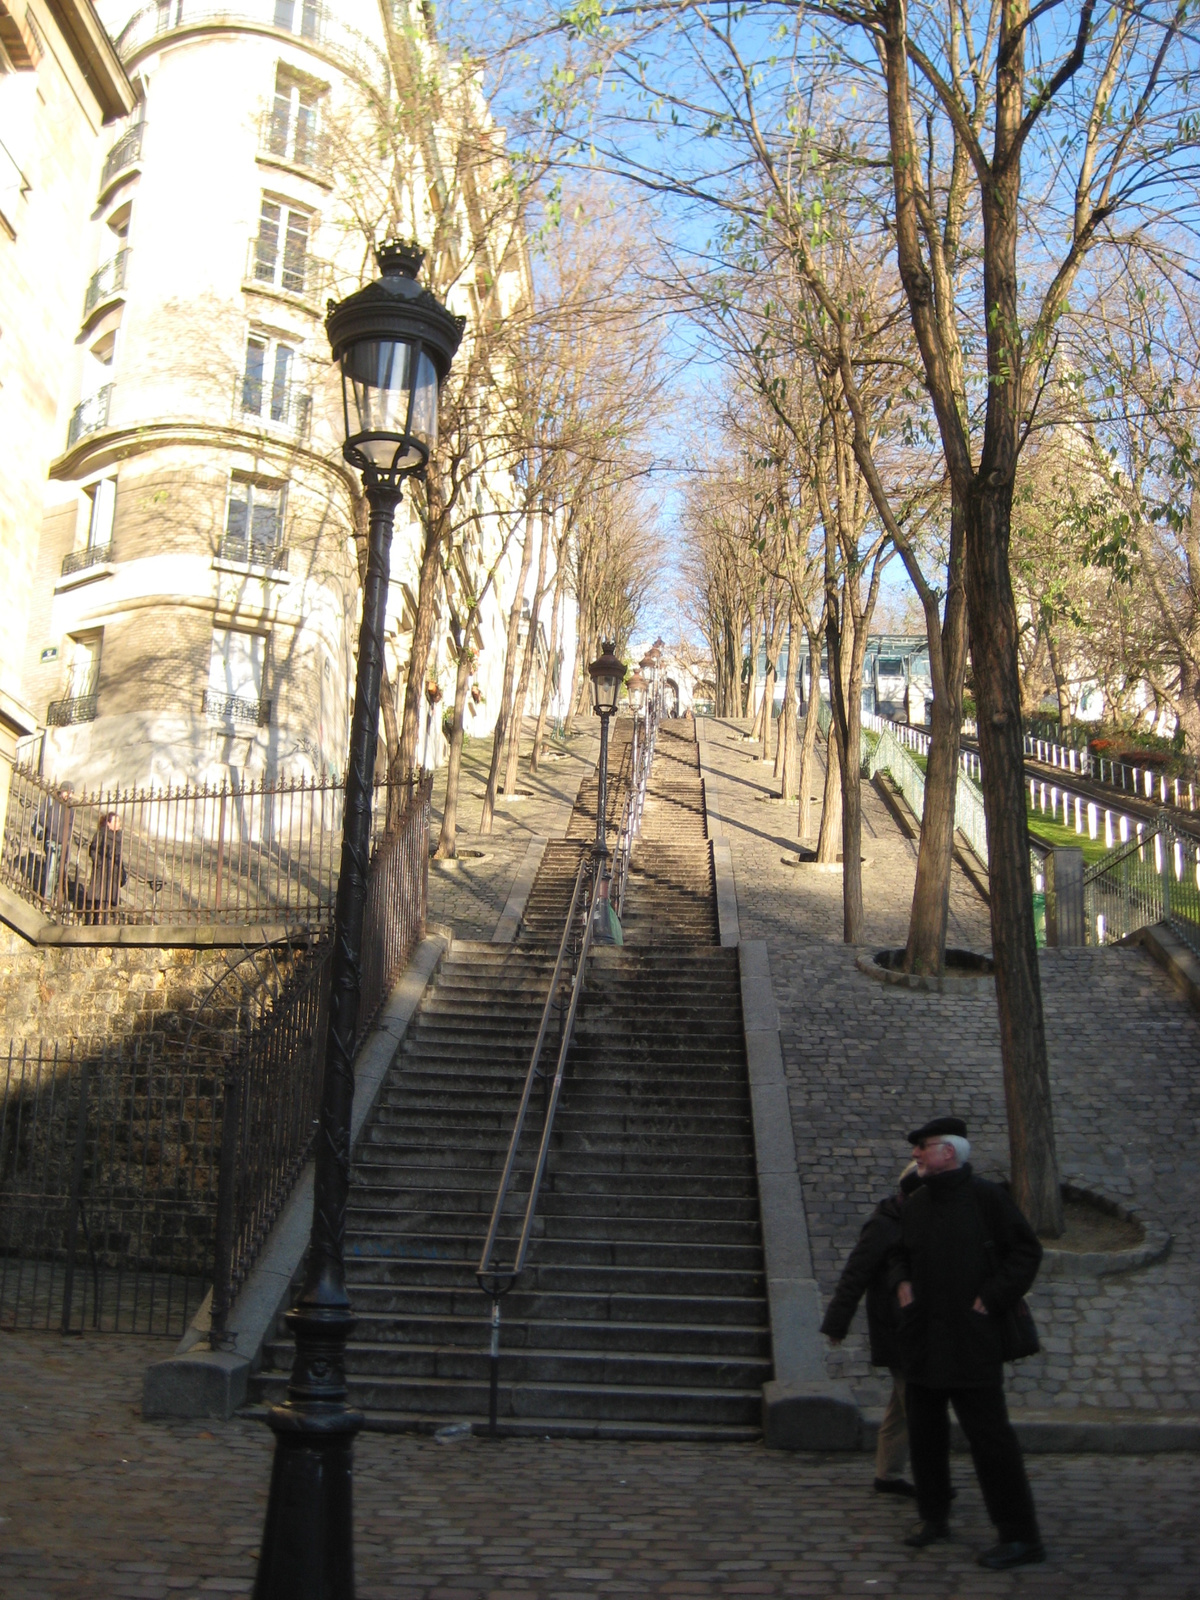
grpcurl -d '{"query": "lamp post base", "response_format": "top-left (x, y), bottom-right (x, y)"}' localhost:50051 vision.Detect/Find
top-left (254, 1339), bottom-right (364, 1600)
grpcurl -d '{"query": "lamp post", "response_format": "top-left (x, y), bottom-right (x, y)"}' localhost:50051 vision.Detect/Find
top-left (253, 240), bottom-right (462, 1600)
top-left (588, 640), bottom-right (624, 868)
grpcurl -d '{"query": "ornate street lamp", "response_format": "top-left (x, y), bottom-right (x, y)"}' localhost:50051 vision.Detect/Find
top-left (588, 640), bottom-right (624, 865)
top-left (626, 670), bottom-right (647, 714)
top-left (254, 239), bottom-right (462, 1600)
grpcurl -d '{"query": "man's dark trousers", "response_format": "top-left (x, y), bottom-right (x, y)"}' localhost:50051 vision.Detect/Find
top-left (906, 1382), bottom-right (1040, 1542)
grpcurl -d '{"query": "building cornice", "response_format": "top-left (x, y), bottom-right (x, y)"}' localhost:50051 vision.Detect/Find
top-left (49, 417), bottom-right (360, 501)
top-left (44, 0), bottom-right (135, 122)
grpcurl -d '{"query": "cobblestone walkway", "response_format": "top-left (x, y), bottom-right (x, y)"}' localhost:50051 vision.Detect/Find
top-left (2, 1333), bottom-right (1198, 1599)
top-left (425, 723), bottom-right (598, 940)
top-left (701, 718), bottom-right (1200, 1418)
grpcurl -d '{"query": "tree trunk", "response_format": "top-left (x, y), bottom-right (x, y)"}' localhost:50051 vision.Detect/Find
top-left (775, 608), bottom-right (798, 798)
top-left (434, 639), bottom-right (474, 859)
top-left (398, 514), bottom-right (445, 779)
top-left (530, 539), bottom-right (568, 773)
top-left (479, 512), bottom-right (536, 835)
top-left (1045, 628), bottom-right (1072, 730)
top-left (903, 511), bottom-right (970, 975)
top-left (743, 604), bottom-right (759, 721)
top-left (503, 509), bottom-right (551, 794)
top-left (797, 627), bottom-right (822, 840)
top-left (815, 728), bottom-right (841, 861)
top-left (827, 606), bottom-right (866, 943)
top-left (967, 476), bottom-right (1064, 1235)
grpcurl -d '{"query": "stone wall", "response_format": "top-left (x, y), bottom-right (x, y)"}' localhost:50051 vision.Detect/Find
top-left (0, 928), bottom-right (287, 1056)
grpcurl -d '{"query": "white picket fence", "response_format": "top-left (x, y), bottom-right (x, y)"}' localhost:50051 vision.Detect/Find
top-left (1024, 733), bottom-right (1196, 813)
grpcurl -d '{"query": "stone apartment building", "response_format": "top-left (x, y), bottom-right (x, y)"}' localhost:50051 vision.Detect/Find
top-left (5, 0), bottom-right (560, 799)
top-left (0, 0), bottom-right (133, 819)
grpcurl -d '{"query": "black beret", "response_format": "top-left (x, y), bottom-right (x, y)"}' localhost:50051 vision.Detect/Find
top-left (907, 1115), bottom-right (968, 1144)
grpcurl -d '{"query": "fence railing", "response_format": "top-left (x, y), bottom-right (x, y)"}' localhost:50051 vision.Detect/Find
top-left (1027, 776), bottom-right (1140, 852)
top-left (1, 779), bottom-right (432, 1341)
top-left (1083, 814), bottom-right (1200, 956)
top-left (1, 764), bottom-right (416, 928)
top-left (821, 701), bottom-right (990, 868)
top-left (1023, 732), bottom-right (1198, 813)
top-left (612, 706), bottom-right (657, 917)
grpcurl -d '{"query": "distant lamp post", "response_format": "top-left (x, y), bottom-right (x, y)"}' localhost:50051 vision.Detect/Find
top-left (588, 640), bottom-right (624, 866)
top-left (254, 239), bottom-right (462, 1600)
top-left (626, 671), bottom-right (647, 714)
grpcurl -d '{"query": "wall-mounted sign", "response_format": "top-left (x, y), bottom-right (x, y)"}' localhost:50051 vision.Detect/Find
top-left (40, 646), bottom-right (59, 663)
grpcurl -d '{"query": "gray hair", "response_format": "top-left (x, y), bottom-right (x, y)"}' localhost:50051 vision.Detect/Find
top-left (940, 1134), bottom-right (971, 1165)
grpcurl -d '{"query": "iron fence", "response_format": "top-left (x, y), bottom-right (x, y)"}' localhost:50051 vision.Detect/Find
top-left (0, 779), bottom-right (432, 1340)
top-left (1, 765), bottom-right (415, 928)
top-left (823, 701), bottom-right (990, 868)
top-left (1083, 814), bottom-right (1200, 956)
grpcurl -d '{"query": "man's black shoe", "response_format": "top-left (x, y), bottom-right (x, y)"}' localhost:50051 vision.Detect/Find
top-left (977, 1540), bottom-right (1046, 1570)
top-left (874, 1477), bottom-right (917, 1498)
top-left (904, 1520), bottom-right (950, 1548)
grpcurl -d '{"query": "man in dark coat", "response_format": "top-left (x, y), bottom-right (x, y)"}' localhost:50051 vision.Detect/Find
top-left (890, 1115), bottom-right (1045, 1571)
top-left (821, 1164), bottom-right (922, 1495)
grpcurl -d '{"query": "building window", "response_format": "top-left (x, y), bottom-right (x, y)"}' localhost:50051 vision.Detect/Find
top-left (266, 67), bottom-right (326, 169)
top-left (273, 0), bottom-right (319, 38)
top-left (241, 334), bottom-right (309, 430)
top-left (221, 475), bottom-right (286, 566)
top-left (48, 632), bottom-right (102, 724)
top-left (58, 480), bottom-right (116, 575)
top-left (204, 628), bottom-right (270, 725)
top-left (253, 197), bottom-right (310, 294)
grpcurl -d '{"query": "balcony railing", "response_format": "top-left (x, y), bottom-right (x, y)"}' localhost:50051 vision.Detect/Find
top-left (114, 2), bottom-right (387, 89)
top-left (203, 690), bottom-right (272, 726)
top-left (259, 109), bottom-right (331, 177)
top-left (47, 694), bottom-right (99, 727)
top-left (84, 251), bottom-right (130, 317)
top-left (100, 124), bottom-right (143, 192)
top-left (217, 533), bottom-right (288, 571)
top-left (67, 386), bottom-right (113, 448)
top-left (236, 375), bottom-right (312, 434)
top-left (61, 543), bottom-right (114, 577)
top-left (246, 235), bottom-right (329, 301)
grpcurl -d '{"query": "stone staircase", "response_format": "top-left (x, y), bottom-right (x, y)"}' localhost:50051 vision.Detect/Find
top-left (252, 716), bottom-right (769, 1438)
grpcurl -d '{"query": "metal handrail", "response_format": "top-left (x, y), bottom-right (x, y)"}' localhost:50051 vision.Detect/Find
top-left (475, 854), bottom-right (602, 1433)
top-left (611, 704), bottom-right (657, 916)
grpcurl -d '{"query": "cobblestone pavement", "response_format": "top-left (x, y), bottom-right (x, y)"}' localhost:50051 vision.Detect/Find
top-left (3, 1332), bottom-right (1199, 1599)
top-left (702, 718), bottom-right (1200, 1418)
top-left (425, 723), bottom-right (598, 940)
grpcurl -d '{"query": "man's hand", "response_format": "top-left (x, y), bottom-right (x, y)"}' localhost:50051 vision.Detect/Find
top-left (826, 1335), bottom-right (843, 1346)
top-left (897, 1281), bottom-right (914, 1308)
top-left (972, 1297), bottom-right (988, 1315)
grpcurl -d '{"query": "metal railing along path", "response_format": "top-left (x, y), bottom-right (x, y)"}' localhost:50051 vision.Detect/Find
top-left (475, 856), bottom-right (603, 1435)
top-left (611, 704), bottom-right (657, 917)
top-left (0, 779), bottom-right (432, 1341)
top-left (818, 700), bottom-right (990, 868)
top-left (1083, 812), bottom-right (1200, 957)
top-left (1, 764), bottom-right (416, 929)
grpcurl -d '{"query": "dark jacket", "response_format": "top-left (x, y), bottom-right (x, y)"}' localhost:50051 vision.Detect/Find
top-left (819, 1194), bottom-right (905, 1368)
top-left (888, 1164), bottom-right (1042, 1389)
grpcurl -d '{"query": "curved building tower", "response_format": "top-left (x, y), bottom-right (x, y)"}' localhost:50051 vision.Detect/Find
top-left (22, 0), bottom-right (516, 791)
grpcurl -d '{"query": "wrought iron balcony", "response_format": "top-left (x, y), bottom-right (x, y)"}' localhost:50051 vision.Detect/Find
top-left (203, 690), bottom-right (272, 726)
top-left (259, 109), bottom-right (331, 177)
top-left (236, 375), bottom-right (312, 434)
top-left (217, 534), bottom-right (288, 571)
top-left (61, 543), bottom-right (114, 577)
top-left (100, 124), bottom-right (143, 192)
top-left (67, 386), bottom-right (113, 449)
top-left (47, 694), bottom-right (98, 727)
top-left (84, 251), bottom-right (129, 317)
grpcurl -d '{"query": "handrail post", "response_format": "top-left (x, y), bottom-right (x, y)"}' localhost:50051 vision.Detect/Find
top-left (488, 1296), bottom-right (502, 1438)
